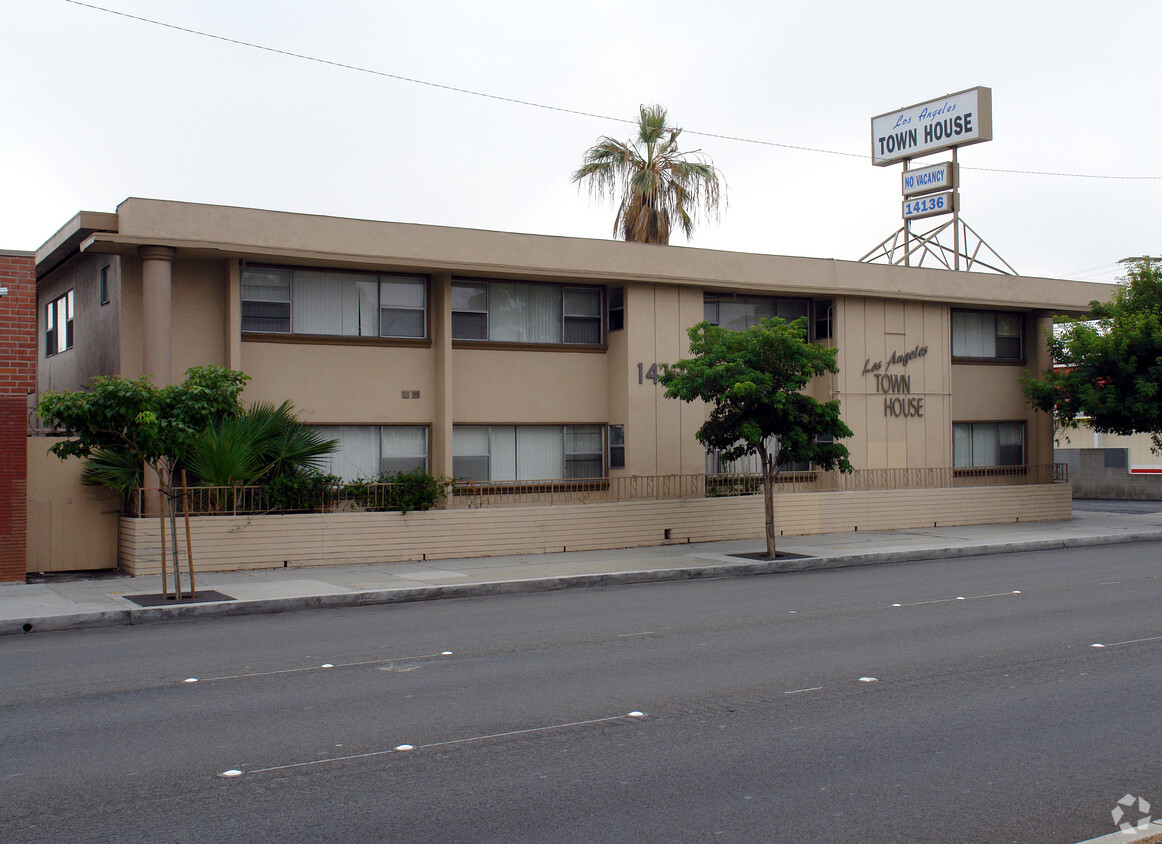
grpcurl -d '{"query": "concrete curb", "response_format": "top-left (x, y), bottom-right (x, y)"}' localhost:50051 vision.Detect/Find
top-left (4, 531), bottom-right (1162, 637)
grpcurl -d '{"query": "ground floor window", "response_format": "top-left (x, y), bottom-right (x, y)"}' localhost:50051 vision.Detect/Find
top-left (313, 425), bottom-right (428, 480)
top-left (953, 421), bottom-right (1025, 467)
top-left (452, 425), bottom-right (604, 482)
top-left (706, 437), bottom-right (810, 474)
top-left (608, 424), bottom-right (625, 469)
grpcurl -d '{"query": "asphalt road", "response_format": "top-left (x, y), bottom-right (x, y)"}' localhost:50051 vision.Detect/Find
top-left (1073, 498), bottom-right (1162, 515)
top-left (3, 541), bottom-right (1161, 843)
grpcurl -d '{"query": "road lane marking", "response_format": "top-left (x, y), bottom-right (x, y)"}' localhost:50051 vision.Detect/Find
top-left (783, 687), bottom-right (823, 695)
top-left (1092, 635), bottom-right (1162, 648)
top-left (188, 650), bottom-right (455, 683)
top-left (219, 712), bottom-right (645, 778)
top-left (890, 590), bottom-right (1022, 608)
top-left (617, 631), bottom-right (656, 637)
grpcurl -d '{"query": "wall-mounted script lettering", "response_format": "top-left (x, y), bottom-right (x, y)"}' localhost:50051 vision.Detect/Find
top-left (863, 343), bottom-right (928, 418)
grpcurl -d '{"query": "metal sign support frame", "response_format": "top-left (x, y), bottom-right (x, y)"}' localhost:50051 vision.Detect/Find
top-left (862, 145), bottom-right (1015, 275)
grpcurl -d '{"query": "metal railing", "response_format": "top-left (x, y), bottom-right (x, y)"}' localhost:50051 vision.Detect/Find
top-left (126, 463), bottom-right (1067, 517)
top-left (128, 480), bottom-right (438, 517)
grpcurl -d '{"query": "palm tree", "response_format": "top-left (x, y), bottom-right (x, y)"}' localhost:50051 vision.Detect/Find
top-left (572, 104), bottom-right (725, 244)
top-left (185, 401), bottom-right (337, 487)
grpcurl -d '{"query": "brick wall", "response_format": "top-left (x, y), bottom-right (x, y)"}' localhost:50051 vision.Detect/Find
top-left (0, 252), bottom-right (36, 581)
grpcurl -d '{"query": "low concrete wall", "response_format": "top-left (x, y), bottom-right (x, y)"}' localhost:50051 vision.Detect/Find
top-left (27, 437), bottom-right (121, 572)
top-left (1057, 448), bottom-right (1162, 500)
top-left (119, 483), bottom-right (1072, 576)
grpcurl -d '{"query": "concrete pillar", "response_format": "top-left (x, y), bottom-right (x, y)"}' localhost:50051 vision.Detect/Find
top-left (431, 272), bottom-right (453, 482)
top-left (139, 245), bottom-right (176, 386)
top-left (226, 259), bottom-right (242, 371)
top-left (1027, 310), bottom-right (1056, 467)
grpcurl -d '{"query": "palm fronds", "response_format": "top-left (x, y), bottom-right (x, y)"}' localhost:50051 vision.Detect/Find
top-left (573, 104), bottom-right (725, 244)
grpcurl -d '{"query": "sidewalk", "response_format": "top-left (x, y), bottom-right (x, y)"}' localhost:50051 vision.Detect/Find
top-left (4, 503), bottom-right (1162, 636)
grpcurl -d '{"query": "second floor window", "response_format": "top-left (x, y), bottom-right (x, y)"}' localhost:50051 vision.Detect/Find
top-left (951, 310), bottom-right (1022, 361)
top-left (242, 266), bottom-right (428, 339)
top-left (703, 293), bottom-right (810, 332)
top-left (451, 280), bottom-right (603, 345)
top-left (45, 290), bottom-right (74, 356)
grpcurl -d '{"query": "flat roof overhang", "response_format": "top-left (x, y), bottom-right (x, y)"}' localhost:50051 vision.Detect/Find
top-left (49, 198), bottom-right (1110, 314)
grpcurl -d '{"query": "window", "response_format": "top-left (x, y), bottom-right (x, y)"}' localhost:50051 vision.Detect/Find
top-left (607, 287), bottom-right (625, 331)
top-left (451, 279), bottom-right (603, 345)
top-left (565, 425), bottom-right (603, 478)
top-left (242, 266), bottom-right (427, 339)
top-left (608, 424), bottom-right (625, 469)
top-left (706, 436), bottom-right (810, 473)
top-left (953, 422), bottom-right (1025, 467)
top-left (314, 426), bottom-right (428, 480)
top-left (45, 290), bottom-right (74, 356)
top-left (703, 293), bottom-right (810, 332)
top-left (814, 299), bottom-right (833, 340)
top-left (99, 266), bottom-right (110, 305)
top-left (452, 425), bottom-right (604, 482)
top-left (951, 310), bottom-right (1023, 361)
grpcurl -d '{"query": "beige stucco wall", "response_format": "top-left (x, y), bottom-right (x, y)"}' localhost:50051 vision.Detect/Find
top-left (834, 297), bottom-right (951, 469)
top-left (117, 483), bottom-right (1072, 576)
top-left (26, 437), bottom-right (120, 572)
top-left (171, 258), bottom-right (229, 376)
top-left (452, 347), bottom-right (608, 423)
top-left (40, 198), bottom-right (1101, 486)
top-left (950, 363), bottom-right (1030, 422)
top-left (243, 341), bottom-right (438, 424)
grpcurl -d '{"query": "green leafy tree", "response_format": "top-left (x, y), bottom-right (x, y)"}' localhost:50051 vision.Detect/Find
top-left (38, 365), bottom-right (251, 489)
top-left (572, 104), bottom-right (725, 244)
top-left (1023, 260), bottom-right (1162, 451)
top-left (39, 365), bottom-right (251, 594)
top-left (659, 317), bottom-right (853, 558)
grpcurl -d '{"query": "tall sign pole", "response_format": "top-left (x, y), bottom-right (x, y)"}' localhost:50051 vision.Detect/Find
top-left (861, 87), bottom-right (1014, 274)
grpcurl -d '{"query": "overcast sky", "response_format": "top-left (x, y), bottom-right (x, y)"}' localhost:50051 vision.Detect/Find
top-left (4, 0), bottom-right (1159, 285)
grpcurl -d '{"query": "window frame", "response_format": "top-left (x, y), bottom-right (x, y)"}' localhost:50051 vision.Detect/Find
top-left (241, 265), bottom-right (430, 341)
top-left (608, 424), bottom-right (626, 470)
top-left (99, 266), bottom-right (110, 306)
top-left (607, 287), bottom-right (625, 332)
top-left (452, 424), bottom-right (606, 482)
top-left (45, 290), bottom-right (74, 357)
top-left (950, 309), bottom-right (1024, 363)
top-left (703, 292), bottom-right (813, 335)
top-left (952, 421), bottom-right (1026, 468)
top-left (313, 425), bottom-right (430, 480)
top-left (451, 278), bottom-right (605, 347)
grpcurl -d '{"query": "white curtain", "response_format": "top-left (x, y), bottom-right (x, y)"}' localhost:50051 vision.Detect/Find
top-left (316, 426), bottom-right (379, 480)
top-left (380, 426), bottom-right (427, 473)
top-left (972, 424), bottom-right (999, 466)
top-left (952, 311), bottom-right (996, 358)
top-left (490, 282), bottom-right (561, 343)
top-left (292, 271), bottom-right (377, 336)
top-left (516, 426), bottom-right (561, 479)
top-left (953, 424), bottom-right (973, 467)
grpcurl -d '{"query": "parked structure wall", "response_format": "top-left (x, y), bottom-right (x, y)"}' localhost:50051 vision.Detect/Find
top-left (26, 437), bottom-right (120, 571)
top-left (1058, 448), bottom-right (1162, 499)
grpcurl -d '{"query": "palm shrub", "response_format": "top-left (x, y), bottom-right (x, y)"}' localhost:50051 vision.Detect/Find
top-left (185, 401), bottom-right (337, 487)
